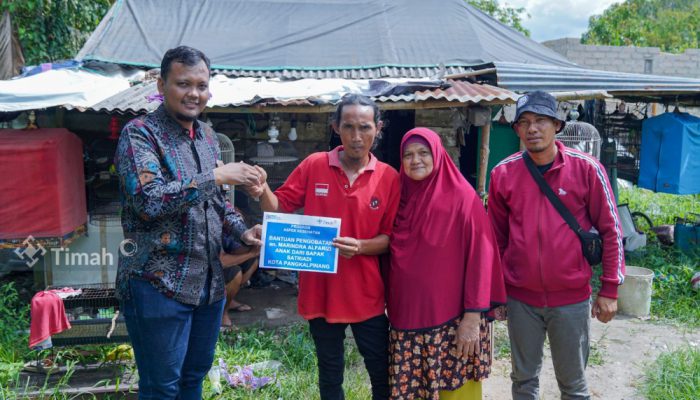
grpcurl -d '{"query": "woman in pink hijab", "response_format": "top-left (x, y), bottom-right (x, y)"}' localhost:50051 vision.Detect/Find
top-left (388, 128), bottom-right (506, 400)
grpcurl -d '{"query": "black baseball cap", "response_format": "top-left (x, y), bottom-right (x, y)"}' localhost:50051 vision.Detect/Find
top-left (512, 91), bottom-right (566, 132)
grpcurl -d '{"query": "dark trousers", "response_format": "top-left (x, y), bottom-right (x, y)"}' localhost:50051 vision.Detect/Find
top-left (121, 278), bottom-right (224, 400)
top-left (309, 314), bottom-right (390, 400)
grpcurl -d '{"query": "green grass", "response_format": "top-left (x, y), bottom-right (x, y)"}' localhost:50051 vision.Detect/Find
top-left (0, 282), bottom-right (30, 363)
top-left (0, 185), bottom-right (697, 397)
top-left (492, 320), bottom-right (511, 359)
top-left (0, 281), bottom-right (30, 394)
top-left (203, 324), bottom-right (370, 399)
top-left (593, 188), bottom-right (699, 324)
top-left (618, 187), bottom-right (699, 227)
top-left (625, 243), bottom-right (700, 328)
top-left (641, 346), bottom-right (700, 400)
top-left (0, 278), bottom-right (369, 399)
top-left (588, 329), bottom-right (607, 367)
top-left (618, 186), bottom-right (700, 328)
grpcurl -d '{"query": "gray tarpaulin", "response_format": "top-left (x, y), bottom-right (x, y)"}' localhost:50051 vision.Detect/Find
top-left (77, 0), bottom-right (576, 76)
top-left (0, 11), bottom-right (24, 80)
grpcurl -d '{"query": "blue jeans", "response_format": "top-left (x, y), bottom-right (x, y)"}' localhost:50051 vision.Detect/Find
top-left (121, 278), bottom-right (224, 400)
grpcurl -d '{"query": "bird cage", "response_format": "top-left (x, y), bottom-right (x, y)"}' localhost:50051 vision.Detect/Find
top-left (217, 132), bottom-right (235, 164)
top-left (597, 111), bottom-right (643, 183)
top-left (216, 133), bottom-right (236, 205)
top-left (46, 283), bottom-right (129, 346)
top-left (86, 138), bottom-right (121, 226)
top-left (245, 141), bottom-right (300, 190)
top-left (239, 141), bottom-right (300, 223)
top-left (557, 121), bottom-right (602, 159)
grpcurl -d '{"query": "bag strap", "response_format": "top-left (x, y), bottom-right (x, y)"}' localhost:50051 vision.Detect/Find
top-left (522, 152), bottom-right (584, 235)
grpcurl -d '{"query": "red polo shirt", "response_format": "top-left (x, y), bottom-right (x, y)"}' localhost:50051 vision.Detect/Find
top-left (275, 146), bottom-right (400, 323)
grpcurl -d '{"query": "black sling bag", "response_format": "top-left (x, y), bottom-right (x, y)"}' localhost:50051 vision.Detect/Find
top-left (522, 152), bottom-right (603, 266)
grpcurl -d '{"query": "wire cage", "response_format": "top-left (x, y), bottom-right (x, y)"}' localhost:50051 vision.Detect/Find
top-left (85, 138), bottom-right (122, 226)
top-left (595, 110), bottom-right (644, 183)
top-left (556, 121), bottom-right (602, 159)
top-left (233, 140), bottom-right (301, 223)
top-left (217, 132), bottom-right (237, 205)
top-left (245, 141), bottom-right (300, 189)
top-left (217, 133), bottom-right (236, 164)
top-left (46, 283), bottom-right (129, 346)
top-left (88, 196), bottom-right (121, 226)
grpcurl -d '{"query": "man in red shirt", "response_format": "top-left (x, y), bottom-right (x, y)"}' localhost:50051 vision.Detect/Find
top-left (250, 94), bottom-right (400, 400)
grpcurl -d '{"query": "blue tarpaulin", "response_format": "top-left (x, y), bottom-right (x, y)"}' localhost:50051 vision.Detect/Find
top-left (638, 112), bottom-right (700, 194)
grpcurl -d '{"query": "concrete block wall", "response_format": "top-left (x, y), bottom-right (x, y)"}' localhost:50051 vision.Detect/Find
top-left (543, 38), bottom-right (700, 78)
top-left (414, 108), bottom-right (462, 166)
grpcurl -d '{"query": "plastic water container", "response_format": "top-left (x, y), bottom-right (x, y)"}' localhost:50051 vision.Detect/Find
top-left (617, 266), bottom-right (654, 317)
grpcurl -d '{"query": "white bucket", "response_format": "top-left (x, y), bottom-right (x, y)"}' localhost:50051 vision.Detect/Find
top-left (617, 266), bottom-right (654, 317)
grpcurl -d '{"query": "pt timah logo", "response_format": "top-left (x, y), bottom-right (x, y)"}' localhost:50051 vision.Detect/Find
top-left (558, 188), bottom-right (567, 196)
top-left (14, 236), bottom-right (47, 267)
top-left (315, 183), bottom-right (329, 197)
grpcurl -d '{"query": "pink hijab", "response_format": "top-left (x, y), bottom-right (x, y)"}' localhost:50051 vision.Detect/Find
top-left (395, 128), bottom-right (472, 247)
top-left (388, 128), bottom-right (506, 330)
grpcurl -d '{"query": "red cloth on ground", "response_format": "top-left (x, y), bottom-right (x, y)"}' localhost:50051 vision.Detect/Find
top-left (29, 291), bottom-right (71, 348)
top-left (388, 128), bottom-right (506, 330)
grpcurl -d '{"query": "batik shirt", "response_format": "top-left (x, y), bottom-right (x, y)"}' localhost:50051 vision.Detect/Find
top-left (114, 105), bottom-right (247, 305)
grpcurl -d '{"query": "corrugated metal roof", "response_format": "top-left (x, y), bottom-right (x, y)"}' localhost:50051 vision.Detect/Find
top-left (376, 80), bottom-right (516, 104)
top-left (488, 62), bottom-right (700, 94)
top-left (86, 80), bottom-right (159, 114)
top-left (85, 79), bottom-right (338, 114)
top-left (85, 78), bottom-right (518, 114)
top-left (211, 66), bottom-right (472, 80)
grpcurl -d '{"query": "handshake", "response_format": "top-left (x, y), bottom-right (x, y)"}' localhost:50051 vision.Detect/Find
top-left (215, 160), bottom-right (268, 247)
top-left (214, 160), bottom-right (268, 198)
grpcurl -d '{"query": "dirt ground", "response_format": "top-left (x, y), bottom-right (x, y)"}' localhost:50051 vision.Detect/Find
top-left (227, 280), bottom-right (303, 328)
top-left (231, 285), bottom-right (700, 400)
top-left (8, 271), bottom-right (697, 399)
top-left (483, 316), bottom-right (700, 400)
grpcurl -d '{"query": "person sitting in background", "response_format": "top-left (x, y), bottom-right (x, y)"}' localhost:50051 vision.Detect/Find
top-left (219, 206), bottom-right (260, 327)
top-left (220, 250), bottom-right (259, 328)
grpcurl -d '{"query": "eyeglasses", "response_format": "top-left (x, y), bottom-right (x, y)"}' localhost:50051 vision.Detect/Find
top-left (513, 116), bottom-right (555, 130)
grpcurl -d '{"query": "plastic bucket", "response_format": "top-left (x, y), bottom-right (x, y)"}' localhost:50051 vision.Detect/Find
top-left (617, 266), bottom-right (654, 317)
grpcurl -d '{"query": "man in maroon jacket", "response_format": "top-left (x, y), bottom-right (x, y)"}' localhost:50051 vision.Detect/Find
top-left (488, 91), bottom-right (625, 400)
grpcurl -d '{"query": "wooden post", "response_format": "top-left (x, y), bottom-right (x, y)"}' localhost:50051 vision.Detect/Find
top-left (477, 118), bottom-right (492, 198)
top-left (54, 107), bottom-right (65, 128)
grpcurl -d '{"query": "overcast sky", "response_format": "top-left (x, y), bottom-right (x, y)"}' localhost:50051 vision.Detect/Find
top-left (505, 0), bottom-right (621, 42)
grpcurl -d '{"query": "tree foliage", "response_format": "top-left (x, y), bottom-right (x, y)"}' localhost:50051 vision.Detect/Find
top-left (582, 0), bottom-right (700, 53)
top-left (468, 0), bottom-right (530, 37)
top-left (1, 0), bottom-right (113, 65)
